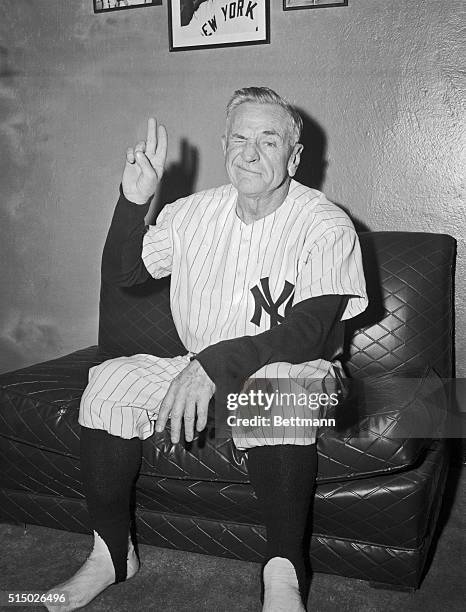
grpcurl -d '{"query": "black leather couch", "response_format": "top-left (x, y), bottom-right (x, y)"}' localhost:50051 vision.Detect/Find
top-left (0, 231), bottom-right (455, 590)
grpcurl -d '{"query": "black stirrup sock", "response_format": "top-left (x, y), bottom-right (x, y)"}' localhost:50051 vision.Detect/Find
top-left (80, 427), bottom-right (142, 583)
top-left (247, 444), bottom-right (318, 605)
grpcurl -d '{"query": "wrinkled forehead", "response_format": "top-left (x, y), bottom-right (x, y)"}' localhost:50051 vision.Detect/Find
top-left (226, 102), bottom-right (294, 140)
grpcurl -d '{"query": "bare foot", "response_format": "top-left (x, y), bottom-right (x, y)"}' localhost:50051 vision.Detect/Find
top-left (262, 557), bottom-right (306, 612)
top-left (44, 532), bottom-right (139, 611)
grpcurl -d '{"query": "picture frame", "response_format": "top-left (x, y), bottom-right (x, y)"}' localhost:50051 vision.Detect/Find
top-left (93, 0), bottom-right (162, 14)
top-left (168, 0), bottom-right (270, 52)
top-left (283, 0), bottom-right (348, 10)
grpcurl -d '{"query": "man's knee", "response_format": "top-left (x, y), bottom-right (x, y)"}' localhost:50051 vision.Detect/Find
top-left (83, 357), bottom-right (141, 405)
top-left (88, 356), bottom-right (132, 384)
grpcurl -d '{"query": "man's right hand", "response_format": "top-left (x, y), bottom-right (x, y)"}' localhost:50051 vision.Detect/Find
top-left (122, 117), bottom-right (168, 205)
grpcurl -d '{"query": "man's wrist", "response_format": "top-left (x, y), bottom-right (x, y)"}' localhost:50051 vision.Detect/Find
top-left (120, 184), bottom-right (153, 206)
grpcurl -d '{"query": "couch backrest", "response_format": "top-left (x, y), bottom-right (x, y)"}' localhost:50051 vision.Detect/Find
top-left (344, 232), bottom-right (455, 378)
top-left (98, 231), bottom-right (455, 378)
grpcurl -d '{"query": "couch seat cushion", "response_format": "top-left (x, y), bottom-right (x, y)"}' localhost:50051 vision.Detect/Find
top-left (317, 368), bottom-right (447, 480)
top-left (0, 349), bottom-right (445, 486)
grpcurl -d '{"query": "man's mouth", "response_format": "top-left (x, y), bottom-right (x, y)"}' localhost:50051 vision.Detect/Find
top-left (236, 166), bottom-right (261, 175)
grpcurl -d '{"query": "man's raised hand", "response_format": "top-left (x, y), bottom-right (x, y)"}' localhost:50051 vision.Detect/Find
top-left (122, 117), bottom-right (168, 205)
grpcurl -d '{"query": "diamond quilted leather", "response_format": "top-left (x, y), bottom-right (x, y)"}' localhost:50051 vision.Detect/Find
top-left (98, 278), bottom-right (186, 358)
top-left (0, 350), bottom-right (441, 485)
top-left (346, 232), bottom-right (454, 378)
top-left (0, 350), bottom-right (252, 483)
top-left (0, 441), bottom-right (449, 588)
top-left (0, 408), bottom-right (448, 550)
top-left (135, 439), bottom-right (449, 549)
top-left (0, 351), bottom-right (448, 484)
top-left (0, 347), bottom-right (109, 458)
top-left (317, 368), bottom-right (448, 480)
top-left (312, 440), bottom-right (449, 548)
top-left (0, 438), bottom-right (82, 499)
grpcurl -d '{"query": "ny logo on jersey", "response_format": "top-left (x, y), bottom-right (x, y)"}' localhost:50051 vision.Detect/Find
top-left (250, 278), bottom-right (295, 328)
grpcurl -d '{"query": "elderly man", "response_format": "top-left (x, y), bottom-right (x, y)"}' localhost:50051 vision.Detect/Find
top-left (47, 87), bottom-right (367, 611)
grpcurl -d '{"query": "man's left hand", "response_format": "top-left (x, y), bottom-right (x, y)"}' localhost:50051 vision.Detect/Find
top-left (155, 359), bottom-right (215, 443)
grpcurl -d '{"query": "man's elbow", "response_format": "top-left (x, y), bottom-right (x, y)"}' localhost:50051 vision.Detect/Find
top-left (101, 261), bottom-right (150, 287)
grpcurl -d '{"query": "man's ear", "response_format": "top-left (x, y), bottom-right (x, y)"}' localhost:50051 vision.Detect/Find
top-left (221, 135), bottom-right (227, 155)
top-left (287, 143), bottom-right (304, 177)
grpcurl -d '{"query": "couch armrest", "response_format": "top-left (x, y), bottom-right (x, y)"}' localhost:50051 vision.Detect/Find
top-left (0, 347), bottom-right (113, 457)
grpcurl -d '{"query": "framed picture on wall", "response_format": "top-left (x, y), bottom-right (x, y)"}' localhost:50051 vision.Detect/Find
top-left (94, 0), bottom-right (162, 13)
top-left (283, 0), bottom-right (348, 10)
top-left (168, 0), bottom-right (270, 52)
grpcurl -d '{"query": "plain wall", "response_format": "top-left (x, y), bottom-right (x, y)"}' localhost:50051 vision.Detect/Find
top-left (0, 0), bottom-right (464, 374)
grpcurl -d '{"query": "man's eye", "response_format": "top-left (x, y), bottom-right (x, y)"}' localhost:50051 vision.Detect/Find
top-left (263, 141), bottom-right (277, 148)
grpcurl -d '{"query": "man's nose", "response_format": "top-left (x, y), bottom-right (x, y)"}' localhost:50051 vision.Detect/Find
top-left (242, 140), bottom-right (259, 162)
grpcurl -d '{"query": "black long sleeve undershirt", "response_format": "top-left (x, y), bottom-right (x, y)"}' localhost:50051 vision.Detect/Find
top-left (101, 190), bottom-right (347, 394)
top-left (195, 295), bottom-right (345, 400)
top-left (101, 187), bottom-right (152, 287)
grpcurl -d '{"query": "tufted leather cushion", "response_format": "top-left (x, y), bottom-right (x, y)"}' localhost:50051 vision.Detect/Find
top-left (0, 347), bottom-right (110, 459)
top-left (346, 232), bottom-right (455, 378)
top-left (316, 367), bottom-right (447, 480)
top-left (0, 349), bottom-right (446, 486)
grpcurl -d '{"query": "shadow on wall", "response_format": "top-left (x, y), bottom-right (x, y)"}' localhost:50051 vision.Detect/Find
top-left (295, 108), bottom-right (328, 192)
top-left (0, 45), bottom-right (21, 81)
top-left (296, 108), bottom-right (370, 233)
top-left (160, 138), bottom-right (199, 205)
top-left (146, 138), bottom-right (199, 223)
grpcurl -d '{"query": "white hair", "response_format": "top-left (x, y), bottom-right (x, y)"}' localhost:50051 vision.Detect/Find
top-left (226, 86), bottom-right (303, 145)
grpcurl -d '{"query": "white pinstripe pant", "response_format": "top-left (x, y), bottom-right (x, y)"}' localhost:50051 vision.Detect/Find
top-left (78, 354), bottom-right (339, 448)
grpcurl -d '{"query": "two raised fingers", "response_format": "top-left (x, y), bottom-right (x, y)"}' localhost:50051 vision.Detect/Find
top-left (125, 118), bottom-right (167, 169)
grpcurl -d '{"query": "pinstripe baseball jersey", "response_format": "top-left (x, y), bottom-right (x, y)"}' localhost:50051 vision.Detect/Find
top-left (142, 179), bottom-right (367, 361)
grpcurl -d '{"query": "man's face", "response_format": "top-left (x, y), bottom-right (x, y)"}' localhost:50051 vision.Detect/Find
top-left (223, 102), bottom-right (302, 199)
